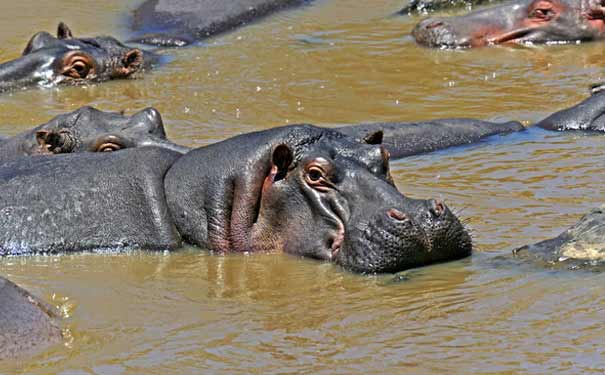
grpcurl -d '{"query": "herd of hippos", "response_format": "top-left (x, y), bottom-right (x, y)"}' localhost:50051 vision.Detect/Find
top-left (2, 0), bottom-right (605, 361)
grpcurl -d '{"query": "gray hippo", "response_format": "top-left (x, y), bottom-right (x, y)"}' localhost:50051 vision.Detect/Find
top-left (412, 0), bottom-right (605, 48)
top-left (129, 0), bottom-right (313, 46)
top-left (399, 0), bottom-right (504, 15)
top-left (535, 87), bottom-right (605, 132)
top-left (0, 106), bottom-right (189, 161)
top-left (0, 23), bottom-right (156, 93)
top-left (0, 276), bottom-right (62, 361)
top-left (0, 124), bottom-right (476, 274)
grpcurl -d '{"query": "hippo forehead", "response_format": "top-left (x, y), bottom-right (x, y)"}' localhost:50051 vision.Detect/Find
top-left (292, 132), bottom-right (385, 172)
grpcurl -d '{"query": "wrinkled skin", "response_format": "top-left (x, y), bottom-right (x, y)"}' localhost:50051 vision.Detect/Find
top-left (0, 106), bottom-right (189, 161)
top-left (0, 125), bottom-right (472, 274)
top-left (0, 276), bottom-right (62, 360)
top-left (130, 0), bottom-right (313, 46)
top-left (514, 205), bottom-right (605, 268)
top-left (412, 0), bottom-right (605, 48)
top-left (0, 22), bottom-right (156, 92)
top-left (535, 88), bottom-right (605, 131)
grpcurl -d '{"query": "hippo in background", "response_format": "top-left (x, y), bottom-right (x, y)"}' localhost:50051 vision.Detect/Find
top-left (399, 0), bottom-right (504, 15)
top-left (129, 0), bottom-right (313, 46)
top-left (0, 124), bottom-right (475, 274)
top-left (412, 0), bottom-right (605, 48)
top-left (0, 106), bottom-right (189, 161)
top-left (0, 23), bottom-right (157, 93)
top-left (0, 276), bottom-right (62, 361)
top-left (535, 86), bottom-right (605, 132)
top-left (513, 206), bottom-right (605, 268)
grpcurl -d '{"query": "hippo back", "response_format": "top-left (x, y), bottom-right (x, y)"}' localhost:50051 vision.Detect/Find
top-left (0, 147), bottom-right (182, 255)
top-left (0, 276), bottom-right (62, 360)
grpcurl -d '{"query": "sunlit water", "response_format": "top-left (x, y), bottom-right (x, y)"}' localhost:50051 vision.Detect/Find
top-left (1, 0), bottom-right (605, 373)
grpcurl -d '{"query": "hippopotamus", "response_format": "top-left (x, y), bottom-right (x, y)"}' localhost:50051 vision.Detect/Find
top-left (0, 106), bottom-right (189, 161)
top-left (412, 0), bottom-right (605, 48)
top-left (399, 0), bottom-right (503, 15)
top-left (513, 206), bottom-right (605, 267)
top-left (0, 124), bottom-right (478, 273)
top-left (0, 23), bottom-right (156, 93)
top-left (535, 87), bottom-right (605, 132)
top-left (130, 0), bottom-right (312, 46)
top-left (0, 276), bottom-right (62, 360)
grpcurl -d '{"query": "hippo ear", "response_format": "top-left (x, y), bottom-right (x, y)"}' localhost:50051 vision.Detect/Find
top-left (362, 130), bottom-right (383, 145)
top-left (590, 82), bottom-right (605, 95)
top-left (117, 49), bottom-right (144, 77)
top-left (22, 31), bottom-right (57, 55)
top-left (271, 144), bottom-right (294, 181)
top-left (35, 130), bottom-right (61, 153)
top-left (57, 22), bottom-right (73, 40)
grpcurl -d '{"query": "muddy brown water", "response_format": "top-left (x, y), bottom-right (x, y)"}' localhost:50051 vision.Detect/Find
top-left (1, 0), bottom-right (605, 373)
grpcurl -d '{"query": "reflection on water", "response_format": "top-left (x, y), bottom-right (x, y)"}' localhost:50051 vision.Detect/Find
top-left (1, 0), bottom-right (605, 373)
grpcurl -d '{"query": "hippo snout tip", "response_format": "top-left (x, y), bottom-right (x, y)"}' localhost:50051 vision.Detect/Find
top-left (412, 18), bottom-right (468, 48)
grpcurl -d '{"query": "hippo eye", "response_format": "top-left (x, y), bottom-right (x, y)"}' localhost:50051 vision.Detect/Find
top-left (62, 52), bottom-right (95, 79)
top-left (308, 168), bottom-right (323, 182)
top-left (96, 142), bottom-right (122, 152)
top-left (530, 5), bottom-right (555, 20)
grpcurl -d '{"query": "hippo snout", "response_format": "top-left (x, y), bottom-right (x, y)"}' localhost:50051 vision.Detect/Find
top-left (336, 199), bottom-right (472, 274)
top-left (412, 18), bottom-right (468, 48)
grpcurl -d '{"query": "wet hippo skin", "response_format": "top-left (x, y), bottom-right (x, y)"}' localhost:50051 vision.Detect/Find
top-left (0, 276), bottom-right (62, 361)
top-left (130, 0), bottom-right (313, 46)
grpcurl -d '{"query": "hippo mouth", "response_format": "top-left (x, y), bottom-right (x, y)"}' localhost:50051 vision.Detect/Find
top-left (487, 27), bottom-right (537, 45)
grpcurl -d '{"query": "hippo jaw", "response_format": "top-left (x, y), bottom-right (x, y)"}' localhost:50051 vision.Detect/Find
top-left (0, 23), bottom-right (152, 92)
top-left (412, 0), bottom-right (605, 48)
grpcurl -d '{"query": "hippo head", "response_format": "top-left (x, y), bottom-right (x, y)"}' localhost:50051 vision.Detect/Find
top-left (412, 0), bottom-right (605, 48)
top-left (536, 86), bottom-right (605, 131)
top-left (0, 23), bottom-right (155, 92)
top-left (166, 125), bottom-right (472, 274)
top-left (27, 106), bottom-right (188, 155)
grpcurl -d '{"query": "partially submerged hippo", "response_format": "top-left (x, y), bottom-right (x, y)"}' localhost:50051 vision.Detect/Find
top-left (412, 0), bottom-right (605, 48)
top-left (130, 0), bottom-right (312, 46)
top-left (0, 276), bottom-right (62, 361)
top-left (0, 125), bottom-right (475, 273)
top-left (514, 206), bottom-right (605, 268)
top-left (399, 0), bottom-right (504, 15)
top-left (0, 106), bottom-right (189, 161)
top-left (535, 87), bottom-right (605, 132)
top-left (0, 23), bottom-right (156, 93)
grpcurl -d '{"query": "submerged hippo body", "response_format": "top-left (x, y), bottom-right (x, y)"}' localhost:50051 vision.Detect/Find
top-left (514, 206), bottom-right (605, 267)
top-left (0, 23), bottom-right (156, 93)
top-left (535, 89), bottom-right (605, 132)
top-left (130, 0), bottom-right (312, 46)
top-left (0, 125), bottom-right (474, 273)
top-left (412, 0), bottom-right (605, 48)
top-left (0, 276), bottom-right (62, 360)
top-left (399, 0), bottom-right (504, 15)
top-left (0, 106), bottom-right (189, 161)
top-left (337, 118), bottom-right (524, 159)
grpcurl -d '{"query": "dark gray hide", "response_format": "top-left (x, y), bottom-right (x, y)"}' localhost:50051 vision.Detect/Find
top-left (337, 118), bottom-right (524, 159)
top-left (514, 206), bottom-right (605, 267)
top-left (0, 276), bottom-right (62, 360)
top-left (0, 147), bottom-right (181, 255)
top-left (131, 0), bottom-right (312, 46)
top-left (536, 90), bottom-right (605, 132)
top-left (399, 0), bottom-right (504, 15)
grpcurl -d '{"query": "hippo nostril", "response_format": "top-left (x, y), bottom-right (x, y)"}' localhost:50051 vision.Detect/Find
top-left (387, 208), bottom-right (407, 221)
top-left (426, 21), bottom-right (444, 30)
top-left (430, 199), bottom-right (445, 218)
